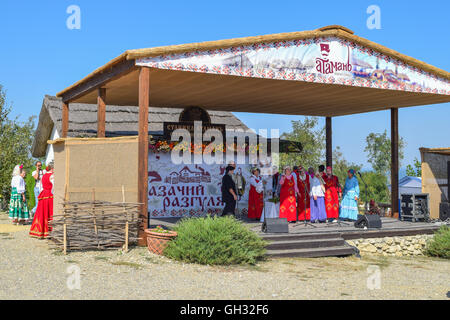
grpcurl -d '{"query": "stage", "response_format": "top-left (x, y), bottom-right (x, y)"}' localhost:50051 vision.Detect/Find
top-left (149, 216), bottom-right (445, 258)
top-left (149, 216), bottom-right (442, 240)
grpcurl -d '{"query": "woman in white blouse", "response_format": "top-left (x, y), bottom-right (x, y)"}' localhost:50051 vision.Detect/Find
top-left (308, 167), bottom-right (327, 223)
top-left (247, 168), bottom-right (265, 220)
top-left (9, 165), bottom-right (30, 224)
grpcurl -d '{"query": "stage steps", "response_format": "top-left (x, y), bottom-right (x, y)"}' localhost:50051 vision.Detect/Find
top-left (261, 232), bottom-right (357, 258)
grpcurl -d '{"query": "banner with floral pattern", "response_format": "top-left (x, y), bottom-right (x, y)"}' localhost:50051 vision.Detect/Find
top-left (136, 36), bottom-right (450, 95)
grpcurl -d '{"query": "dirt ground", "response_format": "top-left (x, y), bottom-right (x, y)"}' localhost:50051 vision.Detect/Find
top-left (0, 213), bottom-right (449, 300)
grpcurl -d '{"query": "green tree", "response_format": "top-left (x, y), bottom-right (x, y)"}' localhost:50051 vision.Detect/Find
top-left (364, 130), bottom-right (405, 177)
top-left (358, 171), bottom-right (390, 204)
top-left (279, 116), bottom-right (325, 169)
top-left (332, 146), bottom-right (362, 189)
top-left (0, 85), bottom-right (36, 210)
top-left (406, 157), bottom-right (422, 177)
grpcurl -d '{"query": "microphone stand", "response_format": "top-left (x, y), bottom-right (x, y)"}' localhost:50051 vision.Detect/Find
top-left (358, 172), bottom-right (369, 213)
top-left (293, 173), bottom-right (316, 228)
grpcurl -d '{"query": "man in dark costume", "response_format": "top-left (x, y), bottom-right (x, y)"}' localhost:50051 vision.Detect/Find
top-left (221, 165), bottom-right (238, 216)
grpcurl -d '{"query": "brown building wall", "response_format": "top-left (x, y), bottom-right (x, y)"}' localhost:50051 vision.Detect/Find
top-left (51, 136), bottom-right (139, 216)
top-left (420, 148), bottom-right (450, 219)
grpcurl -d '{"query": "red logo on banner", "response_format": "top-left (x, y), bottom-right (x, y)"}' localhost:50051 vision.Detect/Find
top-left (316, 43), bottom-right (352, 75)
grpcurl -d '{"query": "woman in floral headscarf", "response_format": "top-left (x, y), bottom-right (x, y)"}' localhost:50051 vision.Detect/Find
top-left (9, 165), bottom-right (29, 224)
top-left (339, 169), bottom-right (360, 221)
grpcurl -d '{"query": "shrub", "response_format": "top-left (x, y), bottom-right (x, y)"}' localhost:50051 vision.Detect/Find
top-left (164, 215), bottom-right (267, 265)
top-left (425, 225), bottom-right (450, 259)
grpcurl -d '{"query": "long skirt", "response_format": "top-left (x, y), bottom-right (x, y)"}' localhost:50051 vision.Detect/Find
top-left (297, 193), bottom-right (310, 221)
top-left (325, 187), bottom-right (340, 219)
top-left (29, 193), bottom-right (53, 238)
top-left (247, 186), bottom-right (263, 219)
top-left (340, 194), bottom-right (358, 220)
top-left (310, 196), bottom-right (327, 222)
top-left (279, 185), bottom-right (297, 222)
top-left (9, 187), bottom-right (29, 222)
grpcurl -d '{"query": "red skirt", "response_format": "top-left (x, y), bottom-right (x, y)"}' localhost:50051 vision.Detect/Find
top-left (279, 180), bottom-right (297, 222)
top-left (325, 187), bottom-right (339, 219)
top-left (29, 191), bottom-right (53, 239)
top-left (247, 185), bottom-right (263, 219)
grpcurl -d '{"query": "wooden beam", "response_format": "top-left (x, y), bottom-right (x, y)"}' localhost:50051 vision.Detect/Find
top-left (326, 117), bottom-right (332, 168)
top-left (62, 102), bottom-right (69, 138)
top-left (391, 108), bottom-right (399, 218)
top-left (60, 59), bottom-right (136, 103)
top-left (138, 67), bottom-right (150, 246)
top-left (97, 88), bottom-right (106, 138)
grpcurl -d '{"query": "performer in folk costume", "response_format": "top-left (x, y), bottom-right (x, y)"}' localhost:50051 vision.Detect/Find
top-left (322, 166), bottom-right (342, 222)
top-left (247, 168), bottom-right (265, 220)
top-left (9, 165), bottom-right (30, 224)
top-left (279, 166), bottom-right (299, 223)
top-left (309, 167), bottom-right (327, 223)
top-left (295, 166), bottom-right (310, 221)
top-left (29, 165), bottom-right (54, 238)
top-left (339, 169), bottom-right (360, 221)
top-left (221, 165), bottom-right (238, 216)
top-left (271, 166), bottom-right (280, 197)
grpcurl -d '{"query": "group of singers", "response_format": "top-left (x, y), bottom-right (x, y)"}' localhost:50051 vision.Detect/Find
top-left (272, 165), bottom-right (360, 223)
top-left (221, 161), bottom-right (360, 223)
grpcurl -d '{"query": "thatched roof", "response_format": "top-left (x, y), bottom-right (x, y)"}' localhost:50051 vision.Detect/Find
top-left (31, 95), bottom-right (249, 158)
top-left (56, 25), bottom-right (450, 98)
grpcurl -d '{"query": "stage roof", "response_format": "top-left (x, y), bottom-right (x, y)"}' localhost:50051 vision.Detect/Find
top-left (56, 25), bottom-right (450, 117)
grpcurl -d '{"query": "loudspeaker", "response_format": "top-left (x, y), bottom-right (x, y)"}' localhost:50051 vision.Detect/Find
top-left (440, 202), bottom-right (450, 221)
top-left (354, 214), bottom-right (382, 229)
top-left (261, 218), bottom-right (289, 233)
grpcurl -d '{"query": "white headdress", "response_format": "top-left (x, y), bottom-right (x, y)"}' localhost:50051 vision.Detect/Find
top-left (12, 165), bottom-right (21, 177)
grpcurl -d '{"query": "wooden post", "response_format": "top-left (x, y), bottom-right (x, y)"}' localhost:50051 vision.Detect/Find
top-left (138, 67), bottom-right (150, 246)
top-left (326, 117), bottom-right (332, 168)
top-left (97, 88), bottom-right (106, 138)
top-left (122, 185), bottom-right (129, 253)
top-left (62, 102), bottom-right (69, 138)
top-left (63, 224), bottom-right (67, 255)
top-left (391, 108), bottom-right (399, 218)
top-left (92, 188), bottom-right (99, 248)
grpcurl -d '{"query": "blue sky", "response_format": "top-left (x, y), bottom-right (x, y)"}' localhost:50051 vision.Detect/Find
top-left (1, 0), bottom-right (449, 170)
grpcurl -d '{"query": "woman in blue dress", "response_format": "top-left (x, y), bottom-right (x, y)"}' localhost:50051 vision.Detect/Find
top-left (339, 169), bottom-right (360, 221)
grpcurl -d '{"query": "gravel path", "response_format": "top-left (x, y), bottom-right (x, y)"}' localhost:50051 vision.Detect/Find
top-left (0, 214), bottom-right (449, 300)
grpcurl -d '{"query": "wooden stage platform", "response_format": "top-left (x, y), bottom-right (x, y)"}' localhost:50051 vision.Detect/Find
top-left (149, 216), bottom-right (444, 258)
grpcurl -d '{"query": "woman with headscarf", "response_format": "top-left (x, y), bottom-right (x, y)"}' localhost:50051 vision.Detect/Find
top-left (279, 166), bottom-right (299, 222)
top-left (295, 165), bottom-right (310, 221)
top-left (339, 169), bottom-right (360, 221)
top-left (221, 165), bottom-right (237, 216)
top-left (248, 168), bottom-right (265, 220)
top-left (9, 164), bottom-right (29, 224)
top-left (323, 166), bottom-right (342, 222)
top-left (308, 167), bottom-right (327, 223)
top-left (29, 164), bottom-right (54, 238)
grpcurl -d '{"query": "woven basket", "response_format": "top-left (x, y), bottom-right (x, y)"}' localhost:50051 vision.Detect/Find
top-left (144, 229), bottom-right (177, 255)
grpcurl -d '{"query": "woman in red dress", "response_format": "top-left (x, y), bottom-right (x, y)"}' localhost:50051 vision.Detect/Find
top-left (279, 166), bottom-right (299, 222)
top-left (296, 166), bottom-right (311, 221)
top-left (247, 168), bottom-right (265, 220)
top-left (322, 166), bottom-right (342, 221)
top-left (29, 165), bottom-right (54, 239)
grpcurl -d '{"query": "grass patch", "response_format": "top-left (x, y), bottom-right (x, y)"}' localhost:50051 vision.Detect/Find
top-left (425, 225), bottom-right (450, 259)
top-left (164, 216), bottom-right (267, 265)
top-left (94, 256), bottom-right (110, 261)
top-left (1, 237), bottom-right (13, 240)
top-left (51, 250), bottom-right (64, 256)
top-left (143, 256), bottom-right (163, 264)
top-left (363, 255), bottom-right (391, 269)
top-left (0, 232), bottom-right (11, 236)
top-left (65, 260), bottom-right (79, 264)
top-left (111, 261), bottom-right (142, 269)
